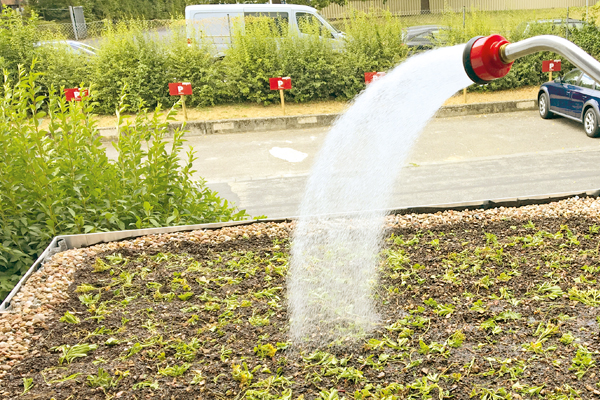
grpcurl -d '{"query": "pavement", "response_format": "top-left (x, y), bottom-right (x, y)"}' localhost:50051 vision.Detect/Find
top-left (103, 110), bottom-right (600, 218)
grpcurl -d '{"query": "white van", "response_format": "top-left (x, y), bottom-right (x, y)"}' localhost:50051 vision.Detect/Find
top-left (185, 4), bottom-right (344, 57)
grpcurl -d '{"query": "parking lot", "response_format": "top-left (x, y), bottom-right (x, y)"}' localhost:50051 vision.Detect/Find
top-left (104, 110), bottom-right (600, 217)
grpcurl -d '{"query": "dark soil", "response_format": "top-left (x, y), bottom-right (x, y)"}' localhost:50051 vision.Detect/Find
top-left (2, 216), bottom-right (600, 399)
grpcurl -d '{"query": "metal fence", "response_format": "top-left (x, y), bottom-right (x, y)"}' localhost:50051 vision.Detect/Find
top-left (36, 19), bottom-right (183, 41)
top-left (321, 0), bottom-right (591, 20)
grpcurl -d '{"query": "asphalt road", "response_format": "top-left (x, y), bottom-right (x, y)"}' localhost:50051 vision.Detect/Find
top-left (103, 110), bottom-right (600, 218)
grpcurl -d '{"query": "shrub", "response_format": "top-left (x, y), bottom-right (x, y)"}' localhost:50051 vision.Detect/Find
top-left (334, 10), bottom-right (408, 99)
top-left (0, 7), bottom-right (38, 78)
top-left (280, 22), bottom-right (340, 103)
top-left (164, 25), bottom-right (227, 108)
top-left (0, 68), bottom-right (248, 301)
top-left (90, 20), bottom-right (173, 114)
top-left (222, 17), bottom-right (284, 105)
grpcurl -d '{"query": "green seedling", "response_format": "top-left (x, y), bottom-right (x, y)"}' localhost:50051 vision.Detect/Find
top-left (324, 366), bottom-right (364, 383)
top-left (159, 363), bottom-right (191, 377)
top-left (173, 338), bottom-right (201, 362)
top-left (93, 258), bottom-right (111, 273)
top-left (448, 330), bottom-right (465, 348)
top-left (86, 368), bottom-right (121, 389)
top-left (191, 370), bottom-right (205, 385)
top-left (318, 388), bottom-right (343, 400)
top-left (133, 380), bottom-right (160, 390)
top-left (52, 343), bottom-right (98, 364)
top-left (569, 346), bottom-right (596, 379)
top-left (178, 291), bottom-right (194, 301)
top-left (60, 311), bottom-right (80, 324)
top-left (78, 293), bottom-right (100, 307)
top-left (75, 284), bottom-right (99, 293)
top-left (470, 300), bottom-right (487, 313)
top-left (254, 343), bottom-right (277, 359)
top-left (249, 311), bottom-right (271, 327)
top-left (560, 333), bottom-right (575, 345)
top-left (569, 287), bottom-right (600, 306)
top-left (22, 377), bottom-right (33, 395)
top-left (232, 362), bottom-right (253, 386)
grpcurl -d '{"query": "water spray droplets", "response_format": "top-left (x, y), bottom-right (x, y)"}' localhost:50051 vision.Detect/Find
top-left (288, 45), bottom-right (474, 348)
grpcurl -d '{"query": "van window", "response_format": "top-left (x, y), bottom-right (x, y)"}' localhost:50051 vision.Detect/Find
top-left (244, 11), bottom-right (289, 36)
top-left (193, 12), bottom-right (231, 37)
top-left (296, 12), bottom-right (333, 38)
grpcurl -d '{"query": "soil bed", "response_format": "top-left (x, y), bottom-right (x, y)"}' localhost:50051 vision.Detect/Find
top-left (2, 199), bottom-right (600, 399)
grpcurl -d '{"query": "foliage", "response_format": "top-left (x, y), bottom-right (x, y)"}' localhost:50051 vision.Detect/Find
top-left (0, 7), bottom-right (38, 78)
top-left (0, 69), bottom-right (248, 301)
top-left (28, 0), bottom-right (188, 21)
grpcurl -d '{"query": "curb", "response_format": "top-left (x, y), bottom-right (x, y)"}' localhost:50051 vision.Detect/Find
top-left (97, 99), bottom-right (538, 141)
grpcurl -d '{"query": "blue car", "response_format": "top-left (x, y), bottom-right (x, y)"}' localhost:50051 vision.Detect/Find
top-left (538, 68), bottom-right (600, 137)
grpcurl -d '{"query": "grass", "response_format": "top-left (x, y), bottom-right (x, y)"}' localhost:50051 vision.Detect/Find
top-left (3, 216), bottom-right (600, 399)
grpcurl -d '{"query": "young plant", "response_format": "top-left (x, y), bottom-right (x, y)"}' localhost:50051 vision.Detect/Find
top-left (53, 343), bottom-right (98, 364)
top-left (159, 363), bottom-right (191, 377)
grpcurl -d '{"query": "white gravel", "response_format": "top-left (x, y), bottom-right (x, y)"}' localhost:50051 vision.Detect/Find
top-left (1, 196), bottom-right (599, 382)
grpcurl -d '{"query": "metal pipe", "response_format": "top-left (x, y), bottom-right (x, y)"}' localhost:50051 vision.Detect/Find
top-left (500, 35), bottom-right (600, 84)
top-left (464, 34), bottom-right (600, 85)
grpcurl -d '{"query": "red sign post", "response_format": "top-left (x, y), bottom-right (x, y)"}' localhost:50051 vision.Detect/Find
top-left (542, 60), bottom-right (561, 81)
top-left (364, 72), bottom-right (386, 84)
top-left (269, 77), bottom-right (292, 115)
top-left (169, 82), bottom-right (193, 120)
top-left (64, 88), bottom-right (88, 102)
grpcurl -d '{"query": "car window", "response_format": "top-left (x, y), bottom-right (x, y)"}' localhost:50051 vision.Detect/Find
top-left (563, 69), bottom-right (582, 85)
top-left (579, 74), bottom-right (596, 89)
top-left (296, 12), bottom-right (333, 38)
top-left (244, 12), bottom-right (289, 36)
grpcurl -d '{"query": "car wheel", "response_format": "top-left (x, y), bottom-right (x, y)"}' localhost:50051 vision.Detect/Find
top-left (538, 92), bottom-right (553, 119)
top-left (583, 108), bottom-right (600, 138)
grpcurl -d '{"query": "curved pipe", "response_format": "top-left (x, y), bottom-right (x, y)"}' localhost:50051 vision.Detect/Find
top-left (463, 34), bottom-right (600, 84)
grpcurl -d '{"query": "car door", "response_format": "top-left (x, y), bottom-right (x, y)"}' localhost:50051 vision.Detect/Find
top-left (570, 73), bottom-right (596, 119)
top-left (550, 69), bottom-right (581, 114)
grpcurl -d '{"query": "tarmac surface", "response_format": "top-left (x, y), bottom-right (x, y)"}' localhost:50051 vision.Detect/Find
top-left (103, 110), bottom-right (600, 218)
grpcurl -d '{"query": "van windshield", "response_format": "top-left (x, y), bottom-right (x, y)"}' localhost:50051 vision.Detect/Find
top-left (318, 12), bottom-right (340, 33)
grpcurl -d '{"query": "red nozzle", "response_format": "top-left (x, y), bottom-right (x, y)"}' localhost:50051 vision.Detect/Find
top-left (463, 34), bottom-right (513, 84)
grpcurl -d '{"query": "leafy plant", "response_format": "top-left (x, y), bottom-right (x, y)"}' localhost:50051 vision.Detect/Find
top-left (159, 363), bottom-right (191, 377)
top-left (59, 311), bottom-right (80, 324)
top-left (52, 343), bottom-right (98, 364)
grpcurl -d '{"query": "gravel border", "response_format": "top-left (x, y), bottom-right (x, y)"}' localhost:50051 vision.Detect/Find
top-left (1, 196), bottom-right (599, 384)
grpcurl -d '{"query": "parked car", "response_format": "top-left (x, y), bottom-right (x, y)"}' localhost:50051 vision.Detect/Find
top-left (538, 68), bottom-right (600, 137)
top-left (515, 18), bottom-right (587, 38)
top-left (402, 25), bottom-right (448, 50)
top-left (34, 40), bottom-right (97, 56)
top-left (185, 4), bottom-right (344, 57)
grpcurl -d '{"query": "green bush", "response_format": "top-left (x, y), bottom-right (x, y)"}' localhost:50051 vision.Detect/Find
top-left (335, 10), bottom-right (408, 99)
top-left (164, 26), bottom-right (228, 108)
top-left (91, 21), bottom-right (173, 114)
top-left (222, 17), bottom-right (284, 105)
top-left (0, 68), bottom-right (248, 301)
top-left (0, 7), bottom-right (38, 78)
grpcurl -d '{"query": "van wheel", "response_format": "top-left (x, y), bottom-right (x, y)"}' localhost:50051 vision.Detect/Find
top-left (584, 108), bottom-right (600, 138)
top-left (538, 92), bottom-right (553, 119)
